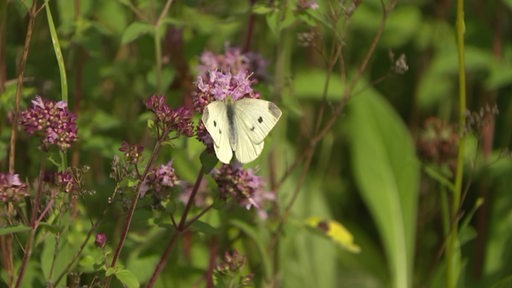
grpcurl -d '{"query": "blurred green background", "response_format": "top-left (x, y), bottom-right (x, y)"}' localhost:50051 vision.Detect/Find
top-left (1, 0), bottom-right (512, 287)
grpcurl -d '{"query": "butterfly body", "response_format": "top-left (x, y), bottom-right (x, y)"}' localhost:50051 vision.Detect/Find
top-left (202, 97), bottom-right (282, 164)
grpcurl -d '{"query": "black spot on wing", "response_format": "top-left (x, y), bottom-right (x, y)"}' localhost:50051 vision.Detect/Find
top-left (213, 120), bottom-right (217, 127)
top-left (258, 116), bottom-right (263, 123)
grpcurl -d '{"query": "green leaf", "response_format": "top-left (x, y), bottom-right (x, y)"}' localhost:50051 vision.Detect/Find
top-left (348, 90), bottom-right (419, 288)
top-left (121, 22), bottom-right (154, 44)
top-left (189, 220), bottom-right (219, 235)
top-left (229, 219), bottom-right (272, 279)
top-left (115, 269), bottom-right (140, 288)
top-left (252, 3), bottom-right (274, 15)
top-left (0, 225), bottom-right (31, 235)
top-left (146, 67), bottom-right (175, 91)
top-left (97, 1), bottom-right (128, 35)
top-left (382, 6), bottom-right (422, 47)
top-left (41, 233), bottom-right (76, 284)
top-left (491, 275), bottom-right (512, 288)
top-left (501, 0), bottom-right (512, 10)
top-left (200, 150), bottom-right (218, 174)
top-left (294, 69), bottom-right (345, 100)
top-left (105, 267), bottom-right (116, 277)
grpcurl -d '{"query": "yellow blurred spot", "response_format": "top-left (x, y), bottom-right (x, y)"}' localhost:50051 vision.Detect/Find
top-left (306, 216), bottom-right (361, 253)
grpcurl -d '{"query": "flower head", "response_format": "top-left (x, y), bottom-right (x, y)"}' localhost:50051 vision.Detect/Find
top-left (0, 173), bottom-right (29, 203)
top-left (119, 141), bottom-right (144, 164)
top-left (193, 70), bottom-right (257, 113)
top-left (197, 47), bottom-right (268, 81)
top-left (145, 95), bottom-right (194, 137)
top-left (56, 171), bottom-right (77, 193)
top-left (214, 250), bottom-right (253, 287)
top-left (19, 96), bottom-right (78, 150)
top-left (416, 117), bottom-right (458, 170)
top-left (141, 161), bottom-right (179, 197)
top-left (212, 164), bottom-right (274, 217)
top-left (298, 0), bottom-right (319, 10)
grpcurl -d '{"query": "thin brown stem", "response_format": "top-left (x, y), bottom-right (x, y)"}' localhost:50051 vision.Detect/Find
top-left (146, 230), bottom-right (180, 287)
top-left (110, 140), bottom-right (163, 268)
top-left (205, 237), bottom-right (218, 288)
top-left (15, 159), bottom-right (45, 288)
top-left (183, 203), bottom-right (214, 230)
top-left (147, 166), bottom-right (205, 287)
top-left (177, 167), bottom-right (204, 229)
top-left (311, 0), bottom-right (396, 145)
top-left (10, 0), bottom-right (38, 173)
top-left (54, 216), bottom-right (102, 286)
top-left (242, 0), bottom-right (257, 53)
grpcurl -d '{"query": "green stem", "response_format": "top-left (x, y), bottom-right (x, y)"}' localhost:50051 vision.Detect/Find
top-left (45, 0), bottom-right (68, 170)
top-left (45, 0), bottom-right (68, 102)
top-left (154, 27), bottom-right (162, 93)
top-left (153, 0), bottom-right (174, 93)
top-left (447, 0), bottom-right (466, 287)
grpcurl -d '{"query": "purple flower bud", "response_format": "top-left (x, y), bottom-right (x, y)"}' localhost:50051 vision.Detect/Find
top-left (95, 233), bottom-right (107, 248)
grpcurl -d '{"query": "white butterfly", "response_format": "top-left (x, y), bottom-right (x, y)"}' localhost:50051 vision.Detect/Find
top-left (202, 97), bottom-right (282, 164)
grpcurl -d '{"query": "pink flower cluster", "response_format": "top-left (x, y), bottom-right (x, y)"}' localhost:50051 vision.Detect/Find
top-left (145, 95), bottom-right (194, 137)
top-left (19, 96), bottom-right (78, 150)
top-left (213, 164), bottom-right (275, 218)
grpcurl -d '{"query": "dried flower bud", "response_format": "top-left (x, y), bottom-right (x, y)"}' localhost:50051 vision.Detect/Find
top-left (465, 104), bottom-right (499, 133)
top-left (214, 251), bottom-right (253, 287)
top-left (389, 51), bottom-right (409, 74)
top-left (119, 141), bottom-right (144, 164)
top-left (0, 173), bottom-right (29, 203)
top-left (416, 117), bottom-right (458, 170)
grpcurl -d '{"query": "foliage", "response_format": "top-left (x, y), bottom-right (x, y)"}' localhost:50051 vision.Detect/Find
top-left (1, 0), bottom-right (512, 287)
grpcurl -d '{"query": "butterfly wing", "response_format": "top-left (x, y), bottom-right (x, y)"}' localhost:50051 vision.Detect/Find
top-left (232, 98), bottom-right (282, 163)
top-left (233, 122), bottom-right (264, 163)
top-left (202, 101), bottom-right (233, 164)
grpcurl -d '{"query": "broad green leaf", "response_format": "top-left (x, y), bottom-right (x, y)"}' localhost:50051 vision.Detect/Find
top-left (97, 1), bottom-right (128, 35)
top-left (382, 6), bottom-right (422, 47)
top-left (115, 269), bottom-right (140, 288)
top-left (121, 22), bottom-right (154, 44)
top-left (348, 90), bottom-right (419, 288)
top-left (189, 220), bottom-right (219, 235)
top-left (200, 150), bottom-right (219, 174)
top-left (41, 234), bottom-right (76, 285)
top-left (281, 178), bottom-right (338, 288)
top-left (294, 69), bottom-right (345, 100)
top-left (0, 225), bottom-right (31, 235)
